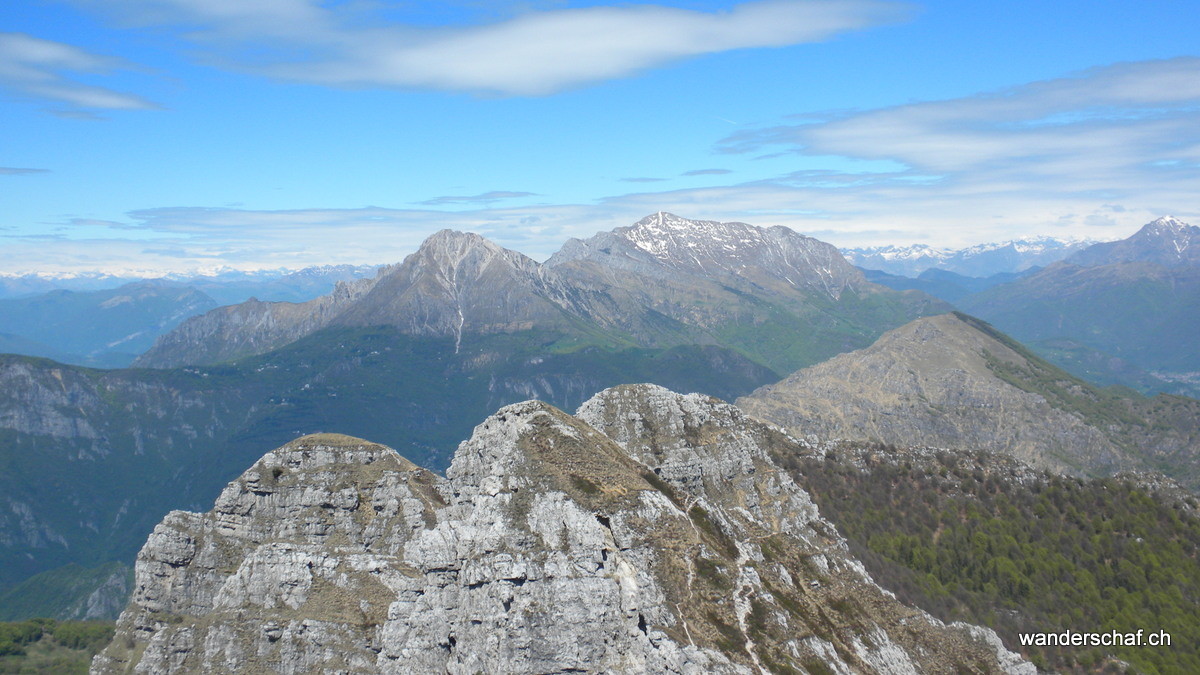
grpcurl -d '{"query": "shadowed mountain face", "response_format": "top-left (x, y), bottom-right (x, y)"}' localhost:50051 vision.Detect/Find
top-left (738, 313), bottom-right (1200, 486)
top-left (959, 262), bottom-right (1200, 373)
top-left (136, 213), bottom-right (948, 374)
top-left (92, 386), bottom-right (1032, 675)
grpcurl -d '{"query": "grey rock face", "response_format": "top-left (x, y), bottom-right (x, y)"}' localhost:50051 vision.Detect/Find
top-left (331, 230), bottom-right (588, 350)
top-left (94, 386), bottom-right (1031, 674)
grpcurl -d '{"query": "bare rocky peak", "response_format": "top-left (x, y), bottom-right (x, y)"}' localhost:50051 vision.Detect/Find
top-left (331, 229), bottom-right (577, 347)
top-left (549, 211), bottom-right (864, 299)
top-left (1067, 215), bottom-right (1200, 267)
top-left (93, 385), bottom-right (1032, 674)
top-left (135, 229), bottom-right (565, 366)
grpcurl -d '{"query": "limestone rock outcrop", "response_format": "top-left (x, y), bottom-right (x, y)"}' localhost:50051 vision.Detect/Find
top-left (93, 385), bottom-right (1032, 674)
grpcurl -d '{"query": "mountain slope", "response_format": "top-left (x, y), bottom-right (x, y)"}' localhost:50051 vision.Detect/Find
top-left (330, 230), bottom-right (607, 349)
top-left (93, 387), bottom-right (1031, 674)
top-left (951, 216), bottom-right (1200, 397)
top-left (132, 273), bottom-right (384, 368)
top-left (779, 440), bottom-right (1200, 674)
top-left (860, 267), bottom-right (1027, 303)
top-left (737, 312), bottom-right (1200, 484)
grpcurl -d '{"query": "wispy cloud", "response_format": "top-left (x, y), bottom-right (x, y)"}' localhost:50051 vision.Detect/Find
top-left (681, 168), bottom-right (732, 176)
top-left (706, 57), bottom-right (1200, 242)
top-left (720, 58), bottom-right (1200, 173)
top-left (70, 0), bottom-right (909, 95)
top-left (418, 190), bottom-right (537, 206)
top-left (0, 32), bottom-right (159, 112)
top-left (0, 167), bottom-right (50, 175)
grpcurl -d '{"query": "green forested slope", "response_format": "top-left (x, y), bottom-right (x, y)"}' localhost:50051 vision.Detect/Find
top-left (776, 443), bottom-right (1200, 674)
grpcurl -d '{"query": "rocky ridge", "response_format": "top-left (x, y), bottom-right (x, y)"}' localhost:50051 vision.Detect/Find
top-left (738, 312), bottom-right (1200, 483)
top-left (92, 385), bottom-right (1031, 674)
top-left (132, 271), bottom-right (385, 368)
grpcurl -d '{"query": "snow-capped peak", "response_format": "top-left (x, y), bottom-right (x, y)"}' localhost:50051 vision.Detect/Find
top-left (1142, 215), bottom-right (1191, 234)
top-left (621, 212), bottom-right (769, 259)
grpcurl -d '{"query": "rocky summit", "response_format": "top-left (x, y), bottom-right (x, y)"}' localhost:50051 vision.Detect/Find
top-left (92, 385), bottom-right (1031, 674)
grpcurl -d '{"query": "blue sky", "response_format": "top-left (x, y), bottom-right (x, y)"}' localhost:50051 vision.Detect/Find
top-left (2, 0), bottom-right (1198, 274)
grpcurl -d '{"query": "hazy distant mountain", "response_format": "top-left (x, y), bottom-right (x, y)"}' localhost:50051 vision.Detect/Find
top-left (738, 312), bottom-right (1200, 485)
top-left (0, 265), bottom-right (379, 303)
top-left (956, 220), bottom-right (1200, 379)
top-left (860, 267), bottom-right (1028, 303)
top-left (174, 264), bottom-right (381, 305)
top-left (138, 213), bottom-right (948, 373)
top-left (843, 236), bottom-right (1093, 277)
top-left (1065, 215), bottom-right (1200, 267)
top-left (132, 275), bottom-right (385, 369)
top-left (0, 272), bottom-right (134, 299)
top-left (0, 281), bottom-right (217, 367)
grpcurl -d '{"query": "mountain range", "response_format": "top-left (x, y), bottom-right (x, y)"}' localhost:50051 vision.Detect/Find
top-left (0, 213), bottom-right (945, 625)
top-left (842, 236), bottom-right (1094, 277)
top-left (2, 211), bottom-right (1198, 672)
top-left (136, 212), bottom-right (947, 374)
top-left (0, 281), bottom-right (217, 368)
top-left (0, 265), bottom-right (380, 368)
top-left (0, 264), bottom-right (378, 302)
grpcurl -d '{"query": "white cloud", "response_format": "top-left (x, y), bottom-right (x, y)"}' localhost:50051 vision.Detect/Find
top-left (720, 58), bottom-right (1200, 173)
top-left (69, 0), bottom-right (908, 95)
top-left (707, 57), bottom-right (1200, 243)
top-left (0, 32), bottom-right (159, 111)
